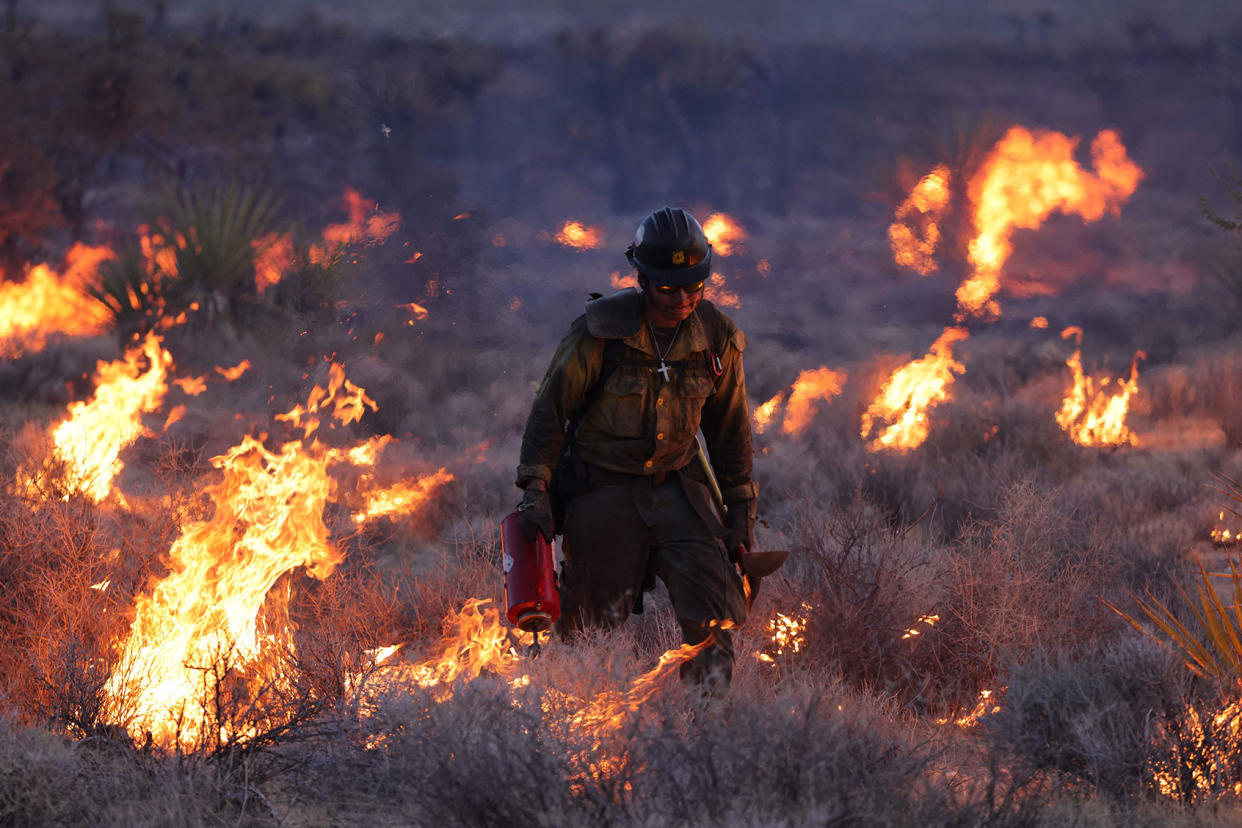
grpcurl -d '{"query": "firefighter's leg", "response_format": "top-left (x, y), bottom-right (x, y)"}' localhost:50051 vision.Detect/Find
top-left (557, 483), bottom-right (651, 637)
top-left (638, 478), bottom-right (747, 690)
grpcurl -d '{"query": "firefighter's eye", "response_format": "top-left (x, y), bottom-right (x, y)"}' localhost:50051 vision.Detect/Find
top-left (654, 281), bottom-right (704, 295)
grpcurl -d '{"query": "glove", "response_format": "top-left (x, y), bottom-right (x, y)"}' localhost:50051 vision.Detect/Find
top-left (516, 487), bottom-right (554, 542)
top-left (725, 498), bottom-right (757, 563)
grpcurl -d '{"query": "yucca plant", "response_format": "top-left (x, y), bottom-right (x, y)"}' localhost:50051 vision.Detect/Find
top-left (1107, 473), bottom-right (1242, 682)
top-left (85, 181), bottom-right (283, 328)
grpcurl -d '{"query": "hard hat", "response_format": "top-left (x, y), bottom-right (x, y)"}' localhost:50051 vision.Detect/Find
top-left (624, 206), bottom-right (712, 286)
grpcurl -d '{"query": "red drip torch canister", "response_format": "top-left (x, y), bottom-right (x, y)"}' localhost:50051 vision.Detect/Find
top-left (501, 512), bottom-right (561, 633)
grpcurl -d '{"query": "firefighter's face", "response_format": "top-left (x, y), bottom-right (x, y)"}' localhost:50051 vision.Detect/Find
top-left (640, 275), bottom-right (703, 328)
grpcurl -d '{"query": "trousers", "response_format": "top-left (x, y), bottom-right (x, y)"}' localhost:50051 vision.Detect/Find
top-left (557, 470), bottom-right (748, 686)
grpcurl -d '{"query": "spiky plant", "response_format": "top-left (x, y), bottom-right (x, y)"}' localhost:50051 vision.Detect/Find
top-left (85, 181), bottom-right (283, 328)
top-left (1107, 473), bottom-right (1242, 682)
top-left (1200, 160), bottom-right (1242, 308)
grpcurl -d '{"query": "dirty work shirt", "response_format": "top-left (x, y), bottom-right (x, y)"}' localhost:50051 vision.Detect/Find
top-left (516, 288), bottom-right (755, 507)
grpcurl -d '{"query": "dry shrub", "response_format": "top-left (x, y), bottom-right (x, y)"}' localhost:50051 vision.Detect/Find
top-left (930, 477), bottom-right (1128, 710)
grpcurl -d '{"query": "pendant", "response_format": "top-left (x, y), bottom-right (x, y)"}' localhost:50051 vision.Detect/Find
top-left (657, 361), bottom-right (672, 382)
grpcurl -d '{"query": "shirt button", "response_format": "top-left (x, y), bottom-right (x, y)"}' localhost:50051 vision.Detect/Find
top-left (657, 398), bottom-right (664, 406)
top-left (645, 460), bottom-right (654, 468)
top-left (656, 432), bottom-right (664, 440)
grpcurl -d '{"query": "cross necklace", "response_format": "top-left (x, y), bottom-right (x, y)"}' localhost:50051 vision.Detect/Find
top-left (648, 319), bottom-right (682, 382)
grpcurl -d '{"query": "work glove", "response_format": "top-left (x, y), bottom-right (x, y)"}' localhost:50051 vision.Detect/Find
top-left (516, 486), bottom-right (554, 543)
top-left (725, 498), bottom-right (757, 564)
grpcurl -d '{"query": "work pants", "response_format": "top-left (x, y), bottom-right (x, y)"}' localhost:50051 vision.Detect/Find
top-left (558, 471), bottom-right (747, 687)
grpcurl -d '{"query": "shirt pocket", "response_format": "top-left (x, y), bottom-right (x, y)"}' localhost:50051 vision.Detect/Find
top-left (673, 365), bottom-right (717, 441)
top-left (591, 368), bottom-right (650, 439)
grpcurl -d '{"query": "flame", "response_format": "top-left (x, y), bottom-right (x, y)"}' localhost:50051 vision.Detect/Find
top-left (610, 271), bottom-right (638, 290)
top-left (901, 613), bottom-right (940, 639)
top-left (103, 365), bottom-right (390, 748)
top-left (399, 302), bottom-right (429, 320)
top-left (701, 213), bottom-right (747, 256)
top-left (407, 600), bottom-right (525, 700)
top-left (704, 272), bottom-right (741, 308)
top-left (352, 468), bottom-right (455, 525)
top-left (215, 360), bottom-right (251, 382)
top-left (174, 375), bottom-right (208, 396)
top-left (889, 164), bottom-right (951, 275)
top-left (0, 243), bottom-right (114, 356)
top-left (1151, 697), bottom-right (1242, 800)
top-left (937, 687), bottom-right (1004, 727)
top-left (861, 327), bottom-right (968, 452)
top-left (553, 221), bottom-right (604, 250)
top-left (782, 367), bottom-right (846, 436)
top-left (1055, 326), bottom-right (1144, 447)
top-left (310, 188), bottom-right (401, 266)
top-left (957, 127), bottom-right (1142, 320)
top-left (1030, 316), bottom-right (1049, 330)
top-left (753, 392), bottom-right (784, 435)
top-left (253, 232), bottom-right (294, 295)
top-left (20, 332), bottom-right (172, 503)
top-left (1212, 512), bottom-right (1242, 546)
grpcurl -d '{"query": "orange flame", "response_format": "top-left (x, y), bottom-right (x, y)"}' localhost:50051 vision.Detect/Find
top-left (253, 232), bottom-right (294, 295)
top-left (957, 127), bottom-right (1142, 320)
top-left (553, 221), bottom-right (605, 250)
top-left (174, 375), bottom-right (208, 396)
top-left (704, 272), bottom-right (741, 308)
top-left (20, 332), bottom-right (171, 503)
top-left (1212, 512), bottom-right (1242, 546)
top-left (889, 164), bottom-right (951, 275)
top-left (753, 392), bottom-right (784, 435)
top-left (215, 360), bottom-right (251, 382)
top-left (1055, 326), bottom-right (1144, 447)
top-left (0, 244), bottom-right (114, 356)
top-left (702, 213), bottom-right (747, 256)
top-left (782, 367), bottom-right (846, 436)
top-left (103, 365), bottom-right (386, 748)
top-left (610, 271), bottom-right (638, 290)
top-left (936, 687), bottom-right (1004, 728)
top-left (310, 189), bottom-right (401, 266)
top-left (756, 607), bottom-right (809, 664)
top-left (352, 469), bottom-right (455, 525)
top-left (861, 327), bottom-right (968, 452)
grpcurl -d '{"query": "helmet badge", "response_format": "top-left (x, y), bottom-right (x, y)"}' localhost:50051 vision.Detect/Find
top-left (671, 250), bottom-right (686, 265)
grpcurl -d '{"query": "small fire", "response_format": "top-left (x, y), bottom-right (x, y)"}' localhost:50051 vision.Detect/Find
top-left (310, 188), bottom-right (401, 266)
top-left (215, 360), bottom-right (251, 382)
top-left (553, 221), bottom-right (605, 250)
top-left (956, 127), bottom-right (1142, 320)
top-left (861, 327), bottom-right (968, 452)
top-left (756, 606), bottom-right (809, 664)
top-left (1211, 512), bottom-right (1242, 546)
top-left (783, 367), bottom-right (846, 436)
top-left (253, 233), bottom-right (294, 295)
top-left (173, 375), bottom-right (208, 396)
top-left (407, 600), bottom-right (525, 701)
top-left (889, 164), bottom-right (951, 275)
top-left (0, 243), bottom-right (114, 356)
top-left (901, 613), bottom-right (940, 639)
top-left (937, 687), bottom-right (1004, 728)
top-left (352, 469), bottom-right (455, 525)
top-left (704, 272), bottom-right (741, 308)
top-left (399, 302), bottom-right (429, 321)
top-left (701, 213), bottom-right (747, 256)
top-left (1030, 316), bottom-right (1049, 330)
top-left (752, 368), bottom-right (846, 437)
top-left (20, 332), bottom-right (172, 503)
top-left (1055, 326), bottom-right (1144, 447)
top-left (1151, 697), bottom-right (1242, 800)
top-left (610, 271), bottom-right (638, 290)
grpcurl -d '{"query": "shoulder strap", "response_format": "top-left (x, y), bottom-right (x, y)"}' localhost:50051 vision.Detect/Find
top-left (567, 337), bottom-right (626, 427)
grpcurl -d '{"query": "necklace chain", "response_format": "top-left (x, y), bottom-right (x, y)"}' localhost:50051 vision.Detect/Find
top-left (648, 319), bottom-right (682, 382)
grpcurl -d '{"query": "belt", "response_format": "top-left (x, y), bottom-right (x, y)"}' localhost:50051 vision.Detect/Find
top-left (589, 462), bottom-right (688, 488)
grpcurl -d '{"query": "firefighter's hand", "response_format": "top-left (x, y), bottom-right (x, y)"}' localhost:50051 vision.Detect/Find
top-left (725, 498), bottom-right (757, 563)
top-left (516, 486), bottom-right (554, 542)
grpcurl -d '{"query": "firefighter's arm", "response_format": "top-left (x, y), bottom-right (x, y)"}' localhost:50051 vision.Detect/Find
top-left (515, 317), bottom-right (602, 489)
top-left (700, 327), bottom-right (757, 554)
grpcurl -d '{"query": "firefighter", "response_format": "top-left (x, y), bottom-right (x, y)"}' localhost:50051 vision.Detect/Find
top-left (514, 206), bottom-right (756, 689)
